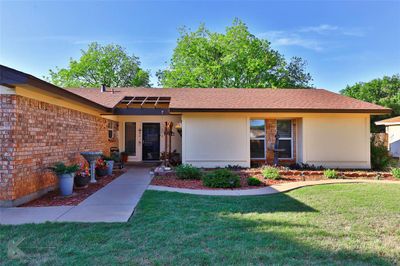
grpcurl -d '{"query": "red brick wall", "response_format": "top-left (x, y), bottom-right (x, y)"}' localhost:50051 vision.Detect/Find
top-left (0, 95), bottom-right (118, 204)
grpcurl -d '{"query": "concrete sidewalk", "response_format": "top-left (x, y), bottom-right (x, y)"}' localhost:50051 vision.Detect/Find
top-left (0, 166), bottom-right (152, 225)
top-left (148, 179), bottom-right (400, 196)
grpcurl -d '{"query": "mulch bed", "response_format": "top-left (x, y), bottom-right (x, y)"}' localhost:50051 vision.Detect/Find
top-left (151, 169), bottom-right (397, 190)
top-left (21, 170), bottom-right (126, 207)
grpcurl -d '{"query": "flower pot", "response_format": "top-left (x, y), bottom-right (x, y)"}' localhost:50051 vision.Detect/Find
top-left (74, 174), bottom-right (90, 188)
top-left (96, 168), bottom-right (108, 178)
top-left (106, 160), bottom-right (114, 175)
top-left (58, 173), bottom-right (74, 196)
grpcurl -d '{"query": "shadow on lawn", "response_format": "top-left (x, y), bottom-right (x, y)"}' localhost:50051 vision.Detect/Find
top-left (150, 191), bottom-right (396, 265)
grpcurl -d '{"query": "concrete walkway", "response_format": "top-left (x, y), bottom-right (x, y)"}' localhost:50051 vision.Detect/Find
top-left (0, 166), bottom-right (152, 225)
top-left (147, 179), bottom-right (399, 196)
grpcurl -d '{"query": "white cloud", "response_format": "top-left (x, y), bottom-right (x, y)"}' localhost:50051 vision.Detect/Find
top-left (258, 24), bottom-right (365, 52)
top-left (258, 31), bottom-right (323, 52)
top-left (299, 24), bottom-right (339, 34)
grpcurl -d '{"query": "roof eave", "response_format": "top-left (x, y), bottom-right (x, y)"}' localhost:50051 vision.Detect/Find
top-left (1, 65), bottom-right (111, 113)
top-left (170, 108), bottom-right (392, 114)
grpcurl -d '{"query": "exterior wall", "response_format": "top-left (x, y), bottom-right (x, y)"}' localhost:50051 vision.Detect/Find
top-left (387, 125), bottom-right (400, 157)
top-left (180, 112), bottom-right (371, 169)
top-left (301, 114), bottom-right (371, 169)
top-left (182, 113), bottom-right (250, 168)
top-left (0, 92), bottom-right (118, 206)
top-left (115, 115), bottom-right (182, 162)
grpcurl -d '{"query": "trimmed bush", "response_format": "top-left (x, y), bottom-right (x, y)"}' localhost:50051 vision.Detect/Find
top-left (247, 177), bottom-right (262, 186)
top-left (392, 168), bottom-right (400, 179)
top-left (371, 143), bottom-right (395, 170)
top-left (202, 169), bottom-right (241, 188)
top-left (175, 164), bottom-right (202, 180)
top-left (324, 169), bottom-right (339, 179)
top-left (262, 166), bottom-right (280, 180)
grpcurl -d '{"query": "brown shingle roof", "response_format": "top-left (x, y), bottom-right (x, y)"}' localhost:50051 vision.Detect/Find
top-left (375, 116), bottom-right (400, 125)
top-left (64, 87), bottom-right (391, 114)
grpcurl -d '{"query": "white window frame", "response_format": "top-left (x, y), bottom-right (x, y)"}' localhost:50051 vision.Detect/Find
top-left (277, 119), bottom-right (293, 160)
top-left (250, 119), bottom-right (266, 160)
top-left (108, 121), bottom-right (115, 140)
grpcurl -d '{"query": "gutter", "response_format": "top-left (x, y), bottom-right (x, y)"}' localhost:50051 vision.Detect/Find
top-left (169, 108), bottom-right (392, 114)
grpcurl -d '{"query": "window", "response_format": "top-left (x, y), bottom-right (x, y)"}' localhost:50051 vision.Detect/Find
top-left (250, 120), bottom-right (265, 159)
top-left (277, 120), bottom-right (293, 159)
top-left (108, 121), bottom-right (115, 140)
top-left (125, 122), bottom-right (136, 156)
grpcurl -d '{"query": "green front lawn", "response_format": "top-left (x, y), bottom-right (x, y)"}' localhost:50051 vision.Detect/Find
top-left (1, 184), bottom-right (399, 265)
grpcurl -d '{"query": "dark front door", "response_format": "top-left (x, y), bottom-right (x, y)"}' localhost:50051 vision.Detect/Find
top-left (142, 123), bottom-right (160, 161)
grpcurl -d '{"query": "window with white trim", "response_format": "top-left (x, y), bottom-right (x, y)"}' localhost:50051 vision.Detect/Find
top-left (277, 120), bottom-right (293, 159)
top-left (108, 121), bottom-right (115, 140)
top-left (250, 119), bottom-right (266, 159)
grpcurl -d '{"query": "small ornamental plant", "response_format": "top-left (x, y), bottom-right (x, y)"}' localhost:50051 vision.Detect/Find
top-left (51, 162), bottom-right (79, 176)
top-left (95, 158), bottom-right (108, 170)
top-left (77, 162), bottom-right (90, 177)
top-left (262, 166), bottom-right (280, 180)
top-left (247, 177), bottom-right (262, 186)
top-left (175, 164), bottom-right (202, 180)
top-left (324, 169), bottom-right (339, 179)
top-left (391, 168), bottom-right (400, 179)
top-left (202, 169), bottom-right (241, 188)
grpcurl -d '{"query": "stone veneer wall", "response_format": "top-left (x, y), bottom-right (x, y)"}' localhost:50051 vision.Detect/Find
top-left (0, 94), bottom-right (118, 206)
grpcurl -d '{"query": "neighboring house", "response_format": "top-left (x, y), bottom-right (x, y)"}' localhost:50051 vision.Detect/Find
top-left (0, 65), bottom-right (391, 206)
top-left (376, 116), bottom-right (400, 158)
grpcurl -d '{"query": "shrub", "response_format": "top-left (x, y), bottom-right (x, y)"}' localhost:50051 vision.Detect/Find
top-left (247, 177), bottom-right (262, 186)
top-left (262, 166), bottom-right (280, 180)
top-left (371, 143), bottom-right (395, 171)
top-left (51, 162), bottom-right (79, 176)
top-left (202, 169), bottom-right (241, 188)
top-left (175, 164), bottom-right (202, 180)
top-left (392, 168), bottom-right (400, 179)
top-left (323, 169), bottom-right (339, 179)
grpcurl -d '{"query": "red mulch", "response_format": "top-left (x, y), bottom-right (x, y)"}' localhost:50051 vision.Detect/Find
top-left (151, 169), bottom-right (398, 190)
top-left (21, 170), bottom-right (126, 207)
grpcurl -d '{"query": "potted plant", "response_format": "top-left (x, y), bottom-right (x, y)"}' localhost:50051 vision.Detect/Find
top-left (103, 155), bottom-right (114, 175)
top-left (121, 151), bottom-right (128, 163)
top-left (74, 162), bottom-right (91, 188)
top-left (95, 158), bottom-right (108, 178)
top-left (51, 162), bottom-right (79, 196)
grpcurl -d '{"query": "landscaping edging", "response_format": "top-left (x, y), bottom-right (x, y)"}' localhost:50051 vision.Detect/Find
top-left (147, 179), bottom-right (400, 196)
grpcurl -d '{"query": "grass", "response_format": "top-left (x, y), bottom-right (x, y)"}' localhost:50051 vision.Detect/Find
top-left (1, 184), bottom-right (399, 265)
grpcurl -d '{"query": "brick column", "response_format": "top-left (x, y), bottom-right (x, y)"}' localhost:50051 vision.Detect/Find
top-left (266, 119), bottom-right (277, 165)
top-left (0, 87), bottom-right (17, 204)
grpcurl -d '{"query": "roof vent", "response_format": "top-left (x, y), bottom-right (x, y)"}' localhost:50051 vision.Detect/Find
top-left (101, 84), bottom-right (106, 92)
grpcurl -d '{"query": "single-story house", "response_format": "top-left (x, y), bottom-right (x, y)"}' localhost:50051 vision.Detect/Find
top-left (0, 65), bottom-right (391, 206)
top-left (376, 116), bottom-right (400, 158)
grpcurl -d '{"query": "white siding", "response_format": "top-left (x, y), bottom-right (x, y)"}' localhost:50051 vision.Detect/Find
top-left (387, 125), bottom-right (400, 157)
top-left (301, 114), bottom-right (371, 169)
top-left (182, 114), bottom-right (250, 168)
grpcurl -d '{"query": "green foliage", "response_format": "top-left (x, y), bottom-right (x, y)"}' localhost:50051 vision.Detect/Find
top-left (175, 164), bottom-right (202, 180)
top-left (48, 42), bottom-right (150, 87)
top-left (371, 143), bottom-right (395, 171)
top-left (51, 162), bottom-right (79, 175)
top-left (262, 166), bottom-right (280, 180)
top-left (323, 169), bottom-right (339, 179)
top-left (157, 19), bottom-right (312, 88)
top-left (391, 168), bottom-right (400, 179)
top-left (340, 74), bottom-right (400, 132)
top-left (247, 176), bottom-right (262, 186)
top-left (202, 169), bottom-right (241, 188)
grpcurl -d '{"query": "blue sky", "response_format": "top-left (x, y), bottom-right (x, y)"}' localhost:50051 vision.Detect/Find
top-left (1, 0), bottom-right (399, 92)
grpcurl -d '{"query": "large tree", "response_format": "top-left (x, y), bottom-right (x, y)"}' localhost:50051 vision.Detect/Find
top-left (48, 42), bottom-right (150, 87)
top-left (340, 74), bottom-right (400, 132)
top-left (157, 19), bottom-right (312, 88)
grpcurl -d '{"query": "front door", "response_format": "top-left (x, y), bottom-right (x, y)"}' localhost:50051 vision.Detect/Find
top-left (142, 123), bottom-right (160, 161)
